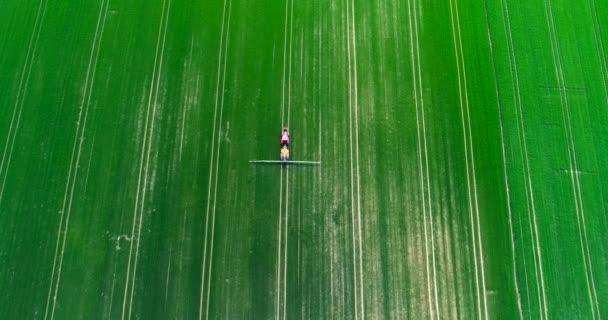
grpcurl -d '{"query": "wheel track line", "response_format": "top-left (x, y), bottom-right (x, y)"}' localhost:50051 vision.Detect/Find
top-left (280, 0), bottom-right (290, 126)
top-left (45, 1), bottom-right (110, 319)
top-left (546, 2), bottom-right (599, 319)
top-left (121, 2), bottom-right (167, 316)
top-left (127, 0), bottom-right (172, 318)
top-left (501, 0), bottom-right (546, 316)
top-left (346, 0), bottom-right (365, 317)
top-left (516, 205), bottom-right (533, 310)
top-left (406, 0), bottom-right (434, 317)
top-left (164, 247), bottom-right (172, 305)
top-left (545, 1), bottom-right (600, 318)
top-left (317, 18), bottom-right (328, 317)
top-left (588, 0), bottom-right (608, 108)
top-left (0, 0), bottom-right (49, 205)
top-left (452, 5), bottom-right (489, 320)
top-left (179, 37), bottom-right (195, 162)
top-left (318, 20), bottom-right (323, 167)
top-left (276, 0), bottom-right (291, 317)
top-left (282, 171), bottom-right (290, 320)
top-left (0, 0), bottom-right (46, 172)
top-left (121, 0), bottom-right (170, 318)
top-left (555, 12), bottom-right (602, 318)
top-left (286, 0), bottom-right (294, 127)
top-left (299, 33), bottom-right (304, 82)
top-left (276, 168), bottom-right (284, 320)
top-left (82, 132), bottom-right (97, 196)
top-left (345, 2), bottom-right (359, 319)
top-left (447, 0), bottom-right (485, 318)
top-left (486, 0), bottom-right (524, 316)
top-left (282, 1), bottom-right (295, 318)
top-left (204, 1), bottom-right (232, 318)
top-left (108, 267), bottom-right (118, 320)
top-left (197, 0), bottom-right (229, 317)
top-left (349, 1), bottom-right (365, 318)
top-left (448, 0), bottom-right (480, 314)
top-left (412, 0), bottom-right (441, 316)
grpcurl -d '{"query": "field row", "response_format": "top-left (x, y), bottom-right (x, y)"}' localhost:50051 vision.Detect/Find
top-left (0, 0), bottom-right (606, 319)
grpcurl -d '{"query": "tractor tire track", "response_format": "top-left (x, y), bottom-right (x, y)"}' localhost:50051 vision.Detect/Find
top-left (406, 0), bottom-right (440, 317)
top-left (587, 0), bottom-right (608, 109)
top-left (121, 0), bottom-right (172, 318)
top-left (197, 0), bottom-right (229, 316)
top-left (447, 0), bottom-right (488, 317)
top-left (544, 1), bottom-right (600, 317)
top-left (276, 0), bottom-right (293, 318)
top-left (282, 0), bottom-right (295, 318)
top-left (0, 0), bottom-right (50, 206)
top-left (345, 0), bottom-right (364, 318)
top-left (44, 1), bottom-right (110, 319)
top-left (499, 0), bottom-right (547, 317)
top-left (482, 0), bottom-right (524, 317)
top-left (198, 0), bottom-right (232, 319)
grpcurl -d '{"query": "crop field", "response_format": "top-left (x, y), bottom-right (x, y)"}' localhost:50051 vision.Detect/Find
top-left (1, 0), bottom-right (607, 319)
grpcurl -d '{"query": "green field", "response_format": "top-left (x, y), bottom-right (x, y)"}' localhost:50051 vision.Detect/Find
top-left (1, 0), bottom-right (607, 319)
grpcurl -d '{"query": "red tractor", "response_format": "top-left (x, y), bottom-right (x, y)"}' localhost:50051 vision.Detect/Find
top-left (280, 128), bottom-right (290, 162)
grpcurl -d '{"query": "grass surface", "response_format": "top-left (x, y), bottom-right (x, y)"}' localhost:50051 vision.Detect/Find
top-left (0, 0), bottom-right (607, 319)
